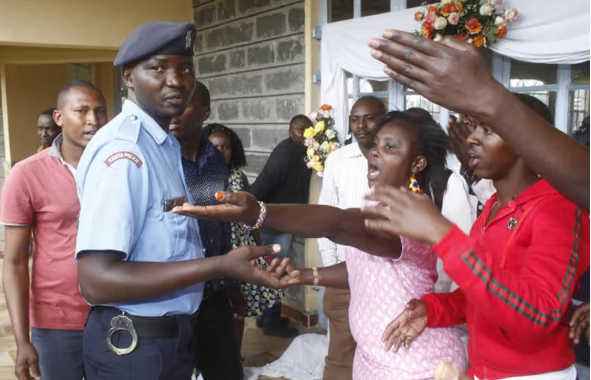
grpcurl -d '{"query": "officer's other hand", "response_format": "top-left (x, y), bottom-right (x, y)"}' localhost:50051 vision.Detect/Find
top-left (222, 244), bottom-right (300, 289)
top-left (172, 191), bottom-right (260, 225)
top-left (15, 342), bottom-right (41, 380)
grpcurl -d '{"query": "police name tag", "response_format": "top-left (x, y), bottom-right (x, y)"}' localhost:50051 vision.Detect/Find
top-left (163, 196), bottom-right (188, 212)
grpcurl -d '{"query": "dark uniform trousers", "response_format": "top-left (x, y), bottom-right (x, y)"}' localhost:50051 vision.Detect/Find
top-left (83, 307), bottom-right (195, 380)
top-left (193, 288), bottom-right (244, 380)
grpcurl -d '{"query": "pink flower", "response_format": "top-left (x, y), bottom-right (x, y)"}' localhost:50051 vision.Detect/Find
top-left (448, 12), bottom-right (460, 25)
top-left (489, 0), bottom-right (502, 4)
top-left (425, 12), bottom-right (437, 24)
top-left (333, 143), bottom-right (340, 150)
top-left (307, 111), bottom-right (318, 121)
top-left (504, 7), bottom-right (518, 22)
top-left (495, 16), bottom-right (506, 25)
top-left (306, 161), bottom-right (313, 169)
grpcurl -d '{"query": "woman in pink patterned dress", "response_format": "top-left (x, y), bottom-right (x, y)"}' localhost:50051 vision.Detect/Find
top-left (174, 111), bottom-right (468, 379)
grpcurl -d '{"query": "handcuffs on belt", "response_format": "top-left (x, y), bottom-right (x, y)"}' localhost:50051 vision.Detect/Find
top-left (106, 312), bottom-right (138, 356)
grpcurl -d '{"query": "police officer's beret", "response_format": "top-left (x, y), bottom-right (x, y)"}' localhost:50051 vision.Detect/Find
top-left (114, 22), bottom-right (197, 67)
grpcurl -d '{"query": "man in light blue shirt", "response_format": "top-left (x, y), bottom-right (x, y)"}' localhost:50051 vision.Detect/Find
top-left (75, 21), bottom-right (287, 380)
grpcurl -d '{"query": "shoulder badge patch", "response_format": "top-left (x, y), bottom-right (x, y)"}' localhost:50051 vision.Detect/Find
top-left (104, 151), bottom-right (143, 168)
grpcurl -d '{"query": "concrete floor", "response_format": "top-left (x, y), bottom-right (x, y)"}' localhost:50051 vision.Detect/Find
top-left (0, 259), bottom-right (325, 380)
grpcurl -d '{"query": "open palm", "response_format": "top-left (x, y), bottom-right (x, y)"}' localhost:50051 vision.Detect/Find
top-left (382, 299), bottom-right (428, 352)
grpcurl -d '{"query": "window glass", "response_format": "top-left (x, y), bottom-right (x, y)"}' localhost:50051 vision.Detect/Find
top-left (329, 0), bottom-right (353, 22)
top-left (510, 60), bottom-right (558, 87)
top-left (362, 0), bottom-right (390, 17)
top-left (569, 89), bottom-right (590, 134)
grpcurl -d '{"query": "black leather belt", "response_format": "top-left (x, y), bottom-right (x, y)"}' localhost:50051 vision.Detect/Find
top-left (92, 306), bottom-right (180, 339)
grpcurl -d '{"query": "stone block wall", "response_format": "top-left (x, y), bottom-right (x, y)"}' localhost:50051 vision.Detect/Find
top-left (193, 0), bottom-right (306, 179)
top-left (193, 0), bottom-right (307, 313)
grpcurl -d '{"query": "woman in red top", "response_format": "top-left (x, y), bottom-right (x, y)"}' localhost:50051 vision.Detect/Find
top-left (364, 94), bottom-right (590, 380)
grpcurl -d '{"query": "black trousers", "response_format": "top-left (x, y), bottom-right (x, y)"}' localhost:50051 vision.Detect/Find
top-left (193, 289), bottom-right (244, 380)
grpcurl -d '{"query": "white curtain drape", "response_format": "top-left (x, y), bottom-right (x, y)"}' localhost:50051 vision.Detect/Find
top-left (320, 0), bottom-right (591, 142)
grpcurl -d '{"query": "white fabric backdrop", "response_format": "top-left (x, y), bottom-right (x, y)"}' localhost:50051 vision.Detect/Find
top-left (320, 0), bottom-right (591, 142)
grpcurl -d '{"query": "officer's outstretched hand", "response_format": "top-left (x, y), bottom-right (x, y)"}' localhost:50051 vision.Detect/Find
top-left (173, 191), bottom-right (259, 226)
top-left (222, 244), bottom-right (300, 289)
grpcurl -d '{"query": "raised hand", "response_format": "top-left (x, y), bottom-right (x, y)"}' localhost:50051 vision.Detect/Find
top-left (382, 299), bottom-right (428, 352)
top-left (173, 191), bottom-right (260, 225)
top-left (362, 186), bottom-right (453, 246)
top-left (368, 30), bottom-right (506, 119)
top-left (14, 342), bottom-right (41, 380)
top-left (570, 302), bottom-right (590, 345)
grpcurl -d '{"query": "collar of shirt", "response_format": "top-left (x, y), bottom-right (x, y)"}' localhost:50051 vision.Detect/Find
top-left (344, 142), bottom-right (364, 159)
top-left (122, 100), bottom-right (169, 145)
top-left (49, 134), bottom-right (76, 175)
top-left (197, 138), bottom-right (217, 170)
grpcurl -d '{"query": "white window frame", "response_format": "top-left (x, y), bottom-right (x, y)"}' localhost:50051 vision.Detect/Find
top-left (321, 0), bottom-right (589, 134)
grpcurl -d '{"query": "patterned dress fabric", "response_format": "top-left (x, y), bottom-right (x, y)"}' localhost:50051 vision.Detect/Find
top-left (229, 167), bottom-right (284, 317)
top-left (347, 237), bottom-right (468, 380)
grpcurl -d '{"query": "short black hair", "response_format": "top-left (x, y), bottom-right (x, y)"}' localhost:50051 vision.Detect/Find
top-left (194, 80), bottom-right (210, 108)
top-left (57, 80), bottom-right (104, 109)
top-left (289, 114), bottom-right (312, 131)
top-left (202, 123), bottom-right (247, 169)
top-left (405, 107), bottom-right (433, 121)
top-left (377, 111), bottom-right (449, 198)
top-left (513, 93), bottom-right (554, 125)
top-left (39, 108), bottom-right (57, 118)
top-left (353, 96), bottom-right (387, 114)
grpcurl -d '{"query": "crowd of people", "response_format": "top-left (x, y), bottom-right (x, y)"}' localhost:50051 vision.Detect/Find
top-left (0, 19), bottom-right (588, 380)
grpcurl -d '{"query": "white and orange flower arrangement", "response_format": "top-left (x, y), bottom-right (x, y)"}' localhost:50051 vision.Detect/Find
top-left (304, 104), bottom-right (340, 177)
top-left (414, 0), bottom-right (518, 48)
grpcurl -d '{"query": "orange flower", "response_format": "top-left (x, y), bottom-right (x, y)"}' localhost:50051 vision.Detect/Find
top-left (472, 35), bottom-right (485, 48)
top-left (415, 11), bottom-right (425, 22)
top-left (320, 104), bottom-right (332, 111)
top-left (466, 18), bottom-right (483, 35)
top-left (497, 25), bottom-right (507, 38)
top-left (454, 2), bottom-right (463, 12)
top-left (428, 6), bottom-right (438, 14)
top-left (422, 22), bottom-right (434, 38)
top-left (441, 3), bottom-right (454, 16)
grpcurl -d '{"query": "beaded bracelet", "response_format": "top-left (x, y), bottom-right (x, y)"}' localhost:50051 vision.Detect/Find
top-left (243, 201), bottom-right (268, 231)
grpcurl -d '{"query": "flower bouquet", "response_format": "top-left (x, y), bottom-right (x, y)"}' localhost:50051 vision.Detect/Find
top-left (304, 104), bottom-right (340, 177)
top-left (414, 0), bottom-right (518, 48)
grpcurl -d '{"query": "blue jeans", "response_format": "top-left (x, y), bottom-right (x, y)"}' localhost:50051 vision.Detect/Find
top-left (83, 307), bottom-right (194, 380)
top-left (261, 232), bottom-right (292, 260)
top-left (31, 327), bottom-right (85, 380)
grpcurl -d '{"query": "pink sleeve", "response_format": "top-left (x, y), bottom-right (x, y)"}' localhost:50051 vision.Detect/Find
top-left (1, 165), bottom-right (34, 226)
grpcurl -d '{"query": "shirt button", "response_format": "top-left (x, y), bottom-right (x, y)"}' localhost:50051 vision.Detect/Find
top-left (130, 114), bottom-right (138, 121)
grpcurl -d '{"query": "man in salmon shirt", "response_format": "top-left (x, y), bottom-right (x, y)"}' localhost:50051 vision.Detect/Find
top-left (1, 80), bottom-right (108, 380)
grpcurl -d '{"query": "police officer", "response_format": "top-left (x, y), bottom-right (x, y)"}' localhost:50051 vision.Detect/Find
top-left (75, 22), bottom-right (290, 380)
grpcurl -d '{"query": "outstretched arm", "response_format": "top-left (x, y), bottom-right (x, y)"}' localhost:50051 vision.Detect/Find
top-left (369, 30), bottom-right (589, 212)
top-left (173, 191), bottom-right (402, 258)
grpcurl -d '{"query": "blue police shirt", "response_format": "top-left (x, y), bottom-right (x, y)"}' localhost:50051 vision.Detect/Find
top-left (75, 100), bottom-right (204, 317)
